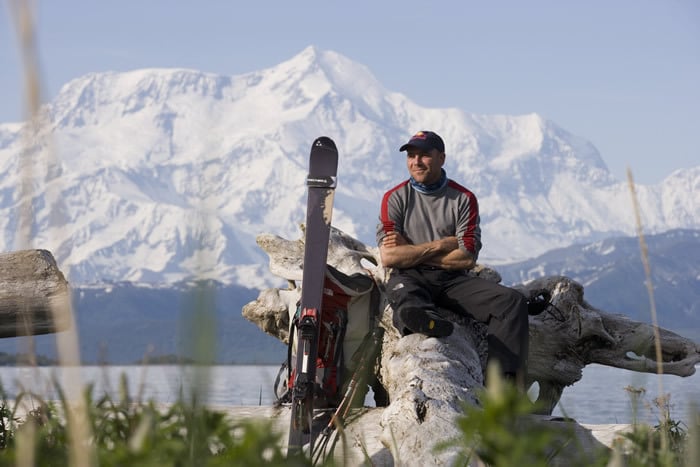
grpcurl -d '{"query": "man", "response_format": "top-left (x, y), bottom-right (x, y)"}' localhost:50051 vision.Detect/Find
top-left (376, 130), bottom-right (529, 384)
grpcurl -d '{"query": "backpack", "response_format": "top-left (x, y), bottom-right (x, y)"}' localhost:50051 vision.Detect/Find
top-left (275, 265), bottom-right (380, 408)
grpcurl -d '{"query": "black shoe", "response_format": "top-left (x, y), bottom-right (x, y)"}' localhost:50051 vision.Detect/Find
top-left (399, 308), bottom-right (453, 337)
top-left (527, 291), bottom-right (551, 316)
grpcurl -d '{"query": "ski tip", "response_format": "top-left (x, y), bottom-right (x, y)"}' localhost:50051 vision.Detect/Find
top-left (312, 136), bottom-right (337, 151)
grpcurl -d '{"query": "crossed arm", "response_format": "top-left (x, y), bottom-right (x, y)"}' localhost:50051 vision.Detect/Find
top-left (379, 231), bottom-right (475, 270)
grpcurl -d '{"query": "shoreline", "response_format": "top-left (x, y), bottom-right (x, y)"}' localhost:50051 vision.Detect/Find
top-left (217, 405), bottom-right (633, 465)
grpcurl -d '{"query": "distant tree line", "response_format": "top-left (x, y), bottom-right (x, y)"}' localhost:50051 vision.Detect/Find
top-left (0, 352), bottom-right (58, 366)
top-left (0, 352), bottom-right (206, 366)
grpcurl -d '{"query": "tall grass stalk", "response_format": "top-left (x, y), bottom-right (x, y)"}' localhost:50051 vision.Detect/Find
top-left (686, 406), bottom-right (699, 466)
top-left (8, 1), bottom-right (94, 465)
top-left (626, 168), bottom-right (668, 452)
top-left (7, 1), bottom-right (225, 464)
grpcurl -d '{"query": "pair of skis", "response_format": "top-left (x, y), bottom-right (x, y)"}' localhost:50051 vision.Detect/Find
top-left (287, 136), bottom-right (339, 454)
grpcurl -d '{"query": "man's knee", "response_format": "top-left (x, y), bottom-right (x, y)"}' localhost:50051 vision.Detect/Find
top-left (507, 287), bottom-right (527, 307)
top-left (386, 272), bottom-right (431, 304)
top-left (487, 286), bottom-right (527, 321)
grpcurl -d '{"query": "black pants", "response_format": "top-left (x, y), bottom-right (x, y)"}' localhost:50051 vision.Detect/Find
top-left (386, 267), bottom-right (529, 375)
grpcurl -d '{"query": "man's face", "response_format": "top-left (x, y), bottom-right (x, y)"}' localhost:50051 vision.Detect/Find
top-left (406, 147), bottom-right (445, 185)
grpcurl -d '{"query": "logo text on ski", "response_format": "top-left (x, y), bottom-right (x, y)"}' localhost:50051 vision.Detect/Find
top-left (307, 175), bottom-right (337, 188)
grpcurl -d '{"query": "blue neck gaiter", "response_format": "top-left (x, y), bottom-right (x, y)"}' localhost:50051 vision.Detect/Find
top-left (410, 169), bottom-right (448, 194)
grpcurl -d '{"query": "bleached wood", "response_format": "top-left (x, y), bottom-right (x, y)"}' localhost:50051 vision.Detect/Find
top-left (0, 249), bottom-right (71, 337)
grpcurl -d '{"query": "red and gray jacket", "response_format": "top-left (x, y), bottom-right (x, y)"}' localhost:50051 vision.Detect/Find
top-left (376, 178), bottom-right (482, 262)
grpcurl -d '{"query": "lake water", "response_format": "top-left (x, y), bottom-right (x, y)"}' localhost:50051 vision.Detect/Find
top-left (551, 364), bottom-right (700, 425)
top-left (1, 364), bottom-right (698, 426)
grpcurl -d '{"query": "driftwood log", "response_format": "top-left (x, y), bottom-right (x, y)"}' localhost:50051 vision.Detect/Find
top-left (0, 249), bottom-right (71, 337)
top-left (243, 226), bottom-right (700, 465)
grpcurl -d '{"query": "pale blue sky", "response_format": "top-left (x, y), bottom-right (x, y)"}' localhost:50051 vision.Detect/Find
top-left (2, 0), bottom-right (698, 184)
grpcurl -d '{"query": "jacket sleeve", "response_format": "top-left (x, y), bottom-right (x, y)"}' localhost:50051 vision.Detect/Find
top-left (455, 190), bottom-right (482, 260)
top-left (376, 188), bottom-right (403, 246)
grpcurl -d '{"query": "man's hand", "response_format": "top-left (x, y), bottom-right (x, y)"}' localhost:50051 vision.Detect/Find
top-left (381, 231), bottom-right (408, 249)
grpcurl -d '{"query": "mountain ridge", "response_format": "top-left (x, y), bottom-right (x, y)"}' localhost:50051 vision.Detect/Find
top-left (497, 228), bottom-right (700, 333)
top-left (0, 46), bottom-right (697, 287)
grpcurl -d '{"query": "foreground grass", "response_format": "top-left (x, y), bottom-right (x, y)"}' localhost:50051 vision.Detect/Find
top-left (0, 375), bottom-right (308, 466)
top-left (438, 370), bottom-right (699, 467)
top-left (1, 371), bottom-right (697, 466)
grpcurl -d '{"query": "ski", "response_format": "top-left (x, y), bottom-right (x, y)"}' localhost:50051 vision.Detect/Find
top-left (287, 136), bottom-right (338, 455)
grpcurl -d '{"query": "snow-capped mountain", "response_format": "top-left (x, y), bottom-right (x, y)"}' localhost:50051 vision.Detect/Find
top-left (0, 46), bottom-right (697, 287)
